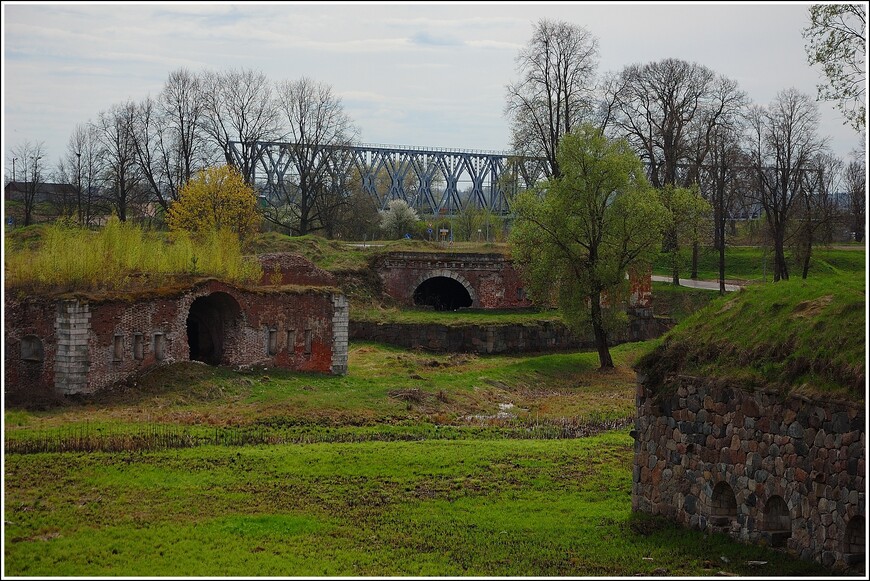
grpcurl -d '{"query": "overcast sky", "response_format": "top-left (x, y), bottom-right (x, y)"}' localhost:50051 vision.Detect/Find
top-left (2, 1), bottom-right (866, 178)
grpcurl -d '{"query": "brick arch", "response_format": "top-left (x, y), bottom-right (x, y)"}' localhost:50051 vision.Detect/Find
top-left (411, 270), bottom-right (478, 306)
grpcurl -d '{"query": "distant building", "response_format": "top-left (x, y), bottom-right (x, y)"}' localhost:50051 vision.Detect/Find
top-left (4, 181), bottom-right (77, 204)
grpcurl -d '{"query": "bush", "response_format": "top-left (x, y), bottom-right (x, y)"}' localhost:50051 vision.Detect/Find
top-left (379, 199), bottom-right (420, 239)
top-left (167, 165), bottom-right (262, 245)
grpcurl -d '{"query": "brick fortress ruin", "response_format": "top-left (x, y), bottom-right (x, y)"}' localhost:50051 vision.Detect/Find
top-left (354, 251), bottom-right (664, 354)
top-left (4, 253), bottom-right (348, 406)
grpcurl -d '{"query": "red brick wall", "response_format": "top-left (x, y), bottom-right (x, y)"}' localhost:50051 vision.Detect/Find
top-left (5, 280), bottom-right (342, 402)
top-left (374, 252), bottom-right (533, 309)
top-left (374, 251), bottom-right (654, 313)
top-left (4, 296), bottom-right (58, 404)
top-left (257, 253), bottom-right (337, 287)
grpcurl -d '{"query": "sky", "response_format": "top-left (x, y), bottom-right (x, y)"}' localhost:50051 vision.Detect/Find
top-left (2, 1), bottom-right (867, 179)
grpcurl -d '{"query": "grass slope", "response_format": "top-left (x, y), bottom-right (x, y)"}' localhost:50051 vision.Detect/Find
top-left (652, 245), bottom-right (866, 282)
top-left (637, 272), bottom-right (866, 400)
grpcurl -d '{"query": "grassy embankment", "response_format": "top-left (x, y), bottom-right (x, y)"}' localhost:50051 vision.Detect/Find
top-left (638, 270), bottom-right (866, 401)
top-left (651, 244), bottom-right (866, 283)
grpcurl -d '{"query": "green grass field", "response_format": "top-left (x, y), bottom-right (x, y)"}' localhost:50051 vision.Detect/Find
top-left (652, 245), bottom-right (866, 282)
top-left (4, 340), bottom-right (837, 577)
top-left (4, 432), bottom-right (831, 577)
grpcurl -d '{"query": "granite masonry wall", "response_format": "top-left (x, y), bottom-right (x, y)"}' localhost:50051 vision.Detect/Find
top-left (632, 374), bottom-right (865, 572)
top-left (351, 315), bottom-right (672, 354)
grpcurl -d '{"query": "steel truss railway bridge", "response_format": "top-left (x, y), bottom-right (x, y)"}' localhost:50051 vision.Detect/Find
top-left (230, 141), bottom-right (550, 216)
top-left (230, 140), bottom-right (771, 219)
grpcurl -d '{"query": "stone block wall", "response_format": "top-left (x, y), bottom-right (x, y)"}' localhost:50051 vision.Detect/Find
top-left (331, 294), bottom-right (349, 375)
top-left (632, 374), bottom-right (865, 572)
top-left (54, 300), bottom-right (91, 394)
top-left (351, 316), bottom-right (672, 354)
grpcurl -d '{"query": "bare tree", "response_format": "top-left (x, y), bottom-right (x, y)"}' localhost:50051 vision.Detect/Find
top-left (128, 97), bottom-right (167, 211)
top-left (843, 145), bottom-right (866, 242)
top-left (130, 69), bottom-right (210, 214)
top-left (199, 68), bottom-right (281, 182)
top-left (8, 140), bottom-right (47, 226)
top-left (700, 124), bottom-right (748, 294)
top-left (747, 89), bottom-right (828, 282)
top-left (54, 123), bottom-right (111, 226)
top-left (684, 74), bottom-right (748, 278)
top-left (606, 58), bottom-right (749, 283)
top-left (267, 77), bottom-right (357, 236)
top-left (505, 19), bottom-right (599, 178)
top-left (94, 102), bottom-right (143, 221)
top-left (606, 58), bottom-right (719, 189)
top-left (794, 152), bottom-right (840, 278)
top-left (161, 68), bottom-right (209, 186)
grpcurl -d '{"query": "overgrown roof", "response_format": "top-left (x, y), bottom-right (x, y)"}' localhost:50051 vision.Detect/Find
top-left (635, 272), bottom-right (866, 402)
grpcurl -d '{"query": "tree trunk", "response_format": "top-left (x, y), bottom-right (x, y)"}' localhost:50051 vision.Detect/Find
top-left (590, 294), bottom-right (614, 369)
top-left (718, 219), bottom-right (726, 296)
top-left (772, 231), bottom-right (788, 282)
top-left (801, 228), bottom-right (813, 279)
top-left (691, 241), bottom-right (699, 279)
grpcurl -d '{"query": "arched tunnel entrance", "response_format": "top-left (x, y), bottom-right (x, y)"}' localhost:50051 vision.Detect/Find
top-left (413, 276), bottom-right (473, 311)
top-left (186, 292), bottom-right (241, 365)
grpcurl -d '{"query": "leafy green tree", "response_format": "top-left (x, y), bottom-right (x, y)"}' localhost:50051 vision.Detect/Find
top-left (167, 164), bottom-right (261, 244)
top-left (803, 3), bottom-right (867, 132)
top-left (658, 185), bottom-right (712, 286)
top-left (510, 125), bottom-right (667, 369)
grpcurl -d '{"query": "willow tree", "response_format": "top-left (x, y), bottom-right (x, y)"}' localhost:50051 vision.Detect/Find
top-left (803, 3), bottom-right (867, 132)
top-left (510, 125), bottom-right (667, 369)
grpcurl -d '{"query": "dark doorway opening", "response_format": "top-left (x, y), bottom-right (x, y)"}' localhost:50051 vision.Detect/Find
top-left (186, 292), bottom-right (241, 365)
top-left (844, 516), bottom-right (865, 568)
top-left (413, 276), bottom-right (472, 311)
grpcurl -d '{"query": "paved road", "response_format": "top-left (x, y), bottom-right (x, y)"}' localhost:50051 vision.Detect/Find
top-left (651, 275), bottom-right (741, 292)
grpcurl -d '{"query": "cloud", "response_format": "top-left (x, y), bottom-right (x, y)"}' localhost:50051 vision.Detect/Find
top-left (410, 31), bottom-right (462, 47)
top-left (2, 2), bottom-right (862, 166)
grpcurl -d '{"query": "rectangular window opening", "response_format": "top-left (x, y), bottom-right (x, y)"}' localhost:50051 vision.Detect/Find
top-left (304, 329), bottom-right (312, 358)
top-left (153, 333), bottom-right (165, 361)
top-left (112, 335), bottom-right (124, 362)
top-left (286, 329), bottom-right (296, 354)
top-left (133, 333), bottom-right (144, 360)
top-left (267, 328), bottom-right (278, 356)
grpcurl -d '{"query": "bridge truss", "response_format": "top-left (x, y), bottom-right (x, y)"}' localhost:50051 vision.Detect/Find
top-left (230, 141), bottom-right (550, 216)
